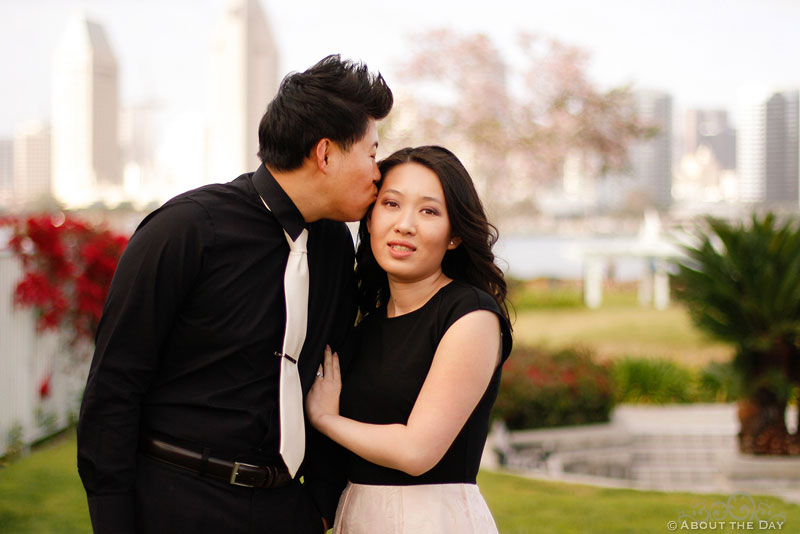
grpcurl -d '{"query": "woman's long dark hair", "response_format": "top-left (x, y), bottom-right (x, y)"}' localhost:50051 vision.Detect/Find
top-left (355, 145), bottom-right (510, 327)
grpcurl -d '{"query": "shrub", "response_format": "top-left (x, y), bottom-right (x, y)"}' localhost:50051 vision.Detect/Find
top-left (611, 357), bottom-right (742, 404)
top-left (494, 346), bottom-right (615, 430)
top-left (611, 357), bottom-right (695, 404)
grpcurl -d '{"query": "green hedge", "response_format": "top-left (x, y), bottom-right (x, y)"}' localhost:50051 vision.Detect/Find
top-left (610, 357), bottom-right (694, 403)
top-left (611, 357), bottom-right (741, 404)
top-left (494, 347), bottom-right (742, 431)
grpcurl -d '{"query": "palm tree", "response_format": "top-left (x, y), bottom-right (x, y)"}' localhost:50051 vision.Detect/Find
top-left (674, 213), bottom-right (800, 455)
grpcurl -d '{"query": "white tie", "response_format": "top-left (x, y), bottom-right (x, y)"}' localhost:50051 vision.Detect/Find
top-left (278, 228), bottom-right (309, 478)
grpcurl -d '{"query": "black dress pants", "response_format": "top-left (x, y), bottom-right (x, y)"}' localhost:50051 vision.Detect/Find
top-left (134, 454), bottom-right (324, 534)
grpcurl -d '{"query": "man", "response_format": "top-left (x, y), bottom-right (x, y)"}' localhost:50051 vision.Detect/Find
top-left (77, 55), bottom-right (393, 533)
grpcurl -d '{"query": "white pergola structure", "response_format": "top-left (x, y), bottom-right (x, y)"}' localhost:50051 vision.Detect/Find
top-left (581, 211), bottom-right (683, 310)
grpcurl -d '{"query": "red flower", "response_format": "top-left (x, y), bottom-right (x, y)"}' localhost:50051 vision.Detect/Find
top-left (4, 214), bottom-right (129, 345)
top-left (38, 374), bottom-right (52, 399)
top-left (560, 369), bottom-right (576, 386)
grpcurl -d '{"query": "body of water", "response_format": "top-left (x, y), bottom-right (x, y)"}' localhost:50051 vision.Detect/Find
top-left (494, 234), bottom-right (669, 281)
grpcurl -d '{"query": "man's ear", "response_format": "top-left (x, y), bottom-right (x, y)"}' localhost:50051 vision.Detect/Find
top-left (314, 138), bottom-right (331, 172)
top-left (447, 236), bottom-right (462, 250)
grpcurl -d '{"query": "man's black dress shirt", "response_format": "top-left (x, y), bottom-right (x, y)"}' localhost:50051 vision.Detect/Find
top-left (77, 165), bottom-right (355, 531)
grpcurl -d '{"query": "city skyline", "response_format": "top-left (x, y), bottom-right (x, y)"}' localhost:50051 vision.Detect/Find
top-left (0, 0), bottom-right (798, 213)
top-left (2, 0), bottom-right (799, 138)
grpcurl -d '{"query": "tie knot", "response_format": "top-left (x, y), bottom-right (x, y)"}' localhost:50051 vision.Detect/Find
top-left (285, 229), bottom-right (308, 253)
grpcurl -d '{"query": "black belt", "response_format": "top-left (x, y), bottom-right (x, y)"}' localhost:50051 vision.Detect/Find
top-left (141, 437), bottom-right (293, 489)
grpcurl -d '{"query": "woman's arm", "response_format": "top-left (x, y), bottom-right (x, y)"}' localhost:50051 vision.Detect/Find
top-left (306, 309), bottom-right (501, 476)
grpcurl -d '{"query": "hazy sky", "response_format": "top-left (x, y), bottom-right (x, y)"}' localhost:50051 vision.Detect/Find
top-left (2, 0), bottom-right (799, 137)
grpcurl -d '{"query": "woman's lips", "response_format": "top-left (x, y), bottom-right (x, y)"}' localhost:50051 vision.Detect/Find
top-left (387, 241), bottom-right (416, 258)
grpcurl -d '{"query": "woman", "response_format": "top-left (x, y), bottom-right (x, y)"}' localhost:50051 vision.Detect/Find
top-left (306, 146), bottom-right (512, 533)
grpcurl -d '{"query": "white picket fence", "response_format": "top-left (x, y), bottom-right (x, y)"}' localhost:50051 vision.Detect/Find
top-left (0, 249), bottom-right (90, 456)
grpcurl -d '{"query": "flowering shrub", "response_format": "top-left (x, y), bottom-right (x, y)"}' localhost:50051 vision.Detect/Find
top-left (2, 214), bottom-right (128, 346)
top-left (493, 346), bottom-right (615, 430)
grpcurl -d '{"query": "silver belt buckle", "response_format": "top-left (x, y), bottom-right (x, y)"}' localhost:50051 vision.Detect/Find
top-left (230, 461), bottom-right (259, 487)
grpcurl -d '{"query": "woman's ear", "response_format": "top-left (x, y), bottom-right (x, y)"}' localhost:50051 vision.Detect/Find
top-left (447, 236), bottom-right (462, 250)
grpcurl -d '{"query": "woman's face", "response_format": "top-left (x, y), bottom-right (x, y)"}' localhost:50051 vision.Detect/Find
top-left (368, 162), bottom-right (459, 283)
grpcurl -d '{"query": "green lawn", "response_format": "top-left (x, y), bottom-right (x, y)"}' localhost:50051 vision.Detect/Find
top-left (513, 305), bottom-right (734, 368)
top-left (0, 432), bottom-right (90, 533)
top-left (479, 470), bottom-right (798, 533)
top-left (3, 431), bottom-right (798, 534)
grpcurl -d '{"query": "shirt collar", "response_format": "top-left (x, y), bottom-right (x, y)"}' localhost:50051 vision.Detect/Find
top-left (251, 163), bottom-right (307, 241)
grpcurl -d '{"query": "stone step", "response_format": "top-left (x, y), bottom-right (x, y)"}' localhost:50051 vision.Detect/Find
top-left (631, 433), bottom-right (737, 444)
top-left (630, 448), bottom-right (734, 463)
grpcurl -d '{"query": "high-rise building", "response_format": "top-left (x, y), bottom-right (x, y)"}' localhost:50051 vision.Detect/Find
top-left (120, 101), bottom-right (160, 202)
top-left (51, 14), bottom-right (121, 207)
top-left (629, 90), bottom-right (673, 209)
top-left (737, 87), bottom-right (800, 206)
top-left (13, 122), bottom-right (51, 206)
top-left (737, 87), bottom-right (768, 203)
top-left (205, 0), bottom-right (279, 183)
top-left (765, 90), bottom-right (799, 204)
top-left (684, 110), bottom-right (736, 170)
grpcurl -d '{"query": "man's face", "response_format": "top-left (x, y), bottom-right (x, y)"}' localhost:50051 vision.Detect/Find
top-left (324, 119), bottom-right (380, 222)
